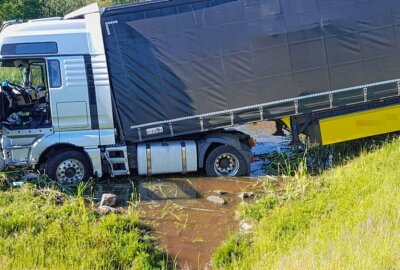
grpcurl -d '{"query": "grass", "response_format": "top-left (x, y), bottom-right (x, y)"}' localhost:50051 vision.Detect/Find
top-left (261, 135), bottom-right (389, 176)
top-left (0, 65), bottom-right (43, 87)
top-left (0, 67), bottom-right (23, 85)
top-left (0, 173), bottom-right (168, 270)
top-left (214, 137), bottom-right (400, 269)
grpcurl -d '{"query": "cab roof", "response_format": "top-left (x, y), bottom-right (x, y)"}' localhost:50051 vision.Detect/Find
top-left (0, 3), bottom-right (103, 58)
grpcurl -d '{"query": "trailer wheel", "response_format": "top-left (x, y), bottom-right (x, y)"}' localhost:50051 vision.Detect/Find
top-left (44, 150), bottom-right (91, 184)
top-left (205, 145), bottom-right (248, 177)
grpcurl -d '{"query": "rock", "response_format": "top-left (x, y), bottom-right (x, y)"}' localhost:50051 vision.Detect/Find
top-left (206, 195), bottom-right (226, 205)
top-left (239, 220), bottom-right (254, 234)
top-left (214, 190), bottom-right (228, 195)
top-left (12, 181), bottom-right (24, 187)
top-left (100, 193), bottom-right (117, 207)
top-left (97, 205), bottom-right (117, 215)
top-left (238, 192), bottom-right (255, 199)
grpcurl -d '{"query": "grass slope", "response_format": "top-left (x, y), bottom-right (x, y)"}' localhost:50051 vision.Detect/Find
top-left (214, 138), bottom-right (400, 269)
top-left (0, 183), bottom-right (166, 270)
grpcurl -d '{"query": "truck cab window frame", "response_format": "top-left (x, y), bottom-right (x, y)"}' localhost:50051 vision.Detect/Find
top-left (47, 60), bottom-right (61, 88)
top-left (0, 58), bottom-right (51, 130)
top-left (29, 62), bottom-right (47, 88)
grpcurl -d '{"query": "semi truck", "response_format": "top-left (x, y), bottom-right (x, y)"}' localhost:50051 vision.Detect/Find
top-left (0, 0), bottom-right (400, 183)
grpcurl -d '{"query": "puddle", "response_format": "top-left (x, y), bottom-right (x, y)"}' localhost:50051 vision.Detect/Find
top-left (93, 182), bottom-right (134, 206)
top-left (92, 122), bottom-right (288, 269)
top-left (137, 177), bottom-right (264, 270)
top-left (138, 180), bottom-right (201, 201)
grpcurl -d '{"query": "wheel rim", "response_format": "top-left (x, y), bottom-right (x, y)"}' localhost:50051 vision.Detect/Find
top-left (56, 159), bottom-right (85, 184)
top-left (213, 153), bottom-right (240, 176)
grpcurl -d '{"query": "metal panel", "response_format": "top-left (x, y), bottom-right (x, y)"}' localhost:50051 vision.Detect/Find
top-left (84, 147), bottom-right (103, 177)
top-left (0, 20), bottom-right (89, 57)
top-left (49, 56), bottom-right (92, 132)
top-left (137, 140), bottom-right (197, 175)
top-left (59, 130), bottom-right (100, 146)
top-left (56, 101), bottom-right (89, 129)
top-left (320, 104), bottom-right (400, 145)
top-left (28, 133), bottom-right (60, 165)
top-left (83, 55), bottom-right (99, 130)
top-left (99, 129), bottom-right (116, 145)
top-left (91, 55), bottom-right (115, 130)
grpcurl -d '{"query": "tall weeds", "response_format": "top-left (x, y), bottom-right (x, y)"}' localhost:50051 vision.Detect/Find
top-left (261, 134), bottom-right (392, 176)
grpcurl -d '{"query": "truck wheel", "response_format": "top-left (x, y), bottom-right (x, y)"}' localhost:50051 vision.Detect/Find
top-left (205, 145), bottom-right (248, 177)
top-left (44, 150), bottom-right (91, 184)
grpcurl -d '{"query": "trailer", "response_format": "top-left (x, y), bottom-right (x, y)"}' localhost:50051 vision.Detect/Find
top-left (0, 0), bottom-right (399, 183)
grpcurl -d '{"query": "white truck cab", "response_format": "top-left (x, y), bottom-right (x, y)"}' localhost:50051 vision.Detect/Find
top-left (0, 4), bottom-right (118, 182)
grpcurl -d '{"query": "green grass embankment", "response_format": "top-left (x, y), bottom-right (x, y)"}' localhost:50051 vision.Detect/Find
top-left (214, 138), bottom-right (400, 269)
top-left (0, 178), bottom-right (167, 270)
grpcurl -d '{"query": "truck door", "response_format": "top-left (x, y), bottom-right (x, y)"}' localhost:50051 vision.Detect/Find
top-left (47, 56), bottom-right (91, 131)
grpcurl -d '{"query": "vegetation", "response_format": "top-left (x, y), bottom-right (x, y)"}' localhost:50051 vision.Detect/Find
top-left (261, 135), bottom-right (389, 176)
top-left (0, 173), bottom-right (167, 270)
top-left (0, 67), bottom-right (22, 85)
top-left (0, 0), bottom-right (135, 23)
top-left (214, 137), bottom-right (400, 269)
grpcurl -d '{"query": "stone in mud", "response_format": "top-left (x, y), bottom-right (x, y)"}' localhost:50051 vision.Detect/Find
top-left (213, 190), bottom-right (228, 195)
top-left (97, 205), bottom-right (117, 215)
top-left (206, 195), bottom-right (226, 205)
top-left (238, 192), bottom-right (255, 199)
top-left (100, 193), bottom-right (117, 207)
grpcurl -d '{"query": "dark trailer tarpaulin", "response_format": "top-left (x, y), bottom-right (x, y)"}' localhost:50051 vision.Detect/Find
top-left (101, 0), bottom-right (400, 143)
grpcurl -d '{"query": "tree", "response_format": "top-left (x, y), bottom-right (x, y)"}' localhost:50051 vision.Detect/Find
top-left (0, 0), bottom-right (45, 21)
top-left (42, 0), bottom-right (88, 17)
top-left (0, 0), bottom-right (137, 23)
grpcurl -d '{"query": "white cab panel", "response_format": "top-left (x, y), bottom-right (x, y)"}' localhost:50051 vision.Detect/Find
top-left (56, 101), bottom-right (89, 129)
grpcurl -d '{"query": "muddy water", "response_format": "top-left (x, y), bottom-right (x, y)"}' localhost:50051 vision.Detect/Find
top-left (94, 177), bottom-right (265, 269)
top-left (138, 177), bottom-right (265, 269)
top-left (94, 122), bottom-right (289, 269)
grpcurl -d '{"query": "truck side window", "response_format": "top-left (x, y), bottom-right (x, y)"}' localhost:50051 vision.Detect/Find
top-left (48, 60), bottom-right (61, 88)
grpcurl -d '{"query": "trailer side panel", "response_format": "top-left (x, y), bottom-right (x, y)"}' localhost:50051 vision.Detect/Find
top-left (101, 0), bottom-right (400, 142)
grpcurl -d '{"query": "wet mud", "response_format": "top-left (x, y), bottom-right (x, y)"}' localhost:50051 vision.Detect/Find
top-left (138, 177), bottom-right (264, 269)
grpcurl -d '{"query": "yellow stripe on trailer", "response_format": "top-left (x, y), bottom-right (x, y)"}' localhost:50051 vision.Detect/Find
top-left (320, 104), bottom-right (400, 145)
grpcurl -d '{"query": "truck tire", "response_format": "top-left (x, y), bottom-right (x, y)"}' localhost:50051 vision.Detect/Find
top-left (44, 150), bottom-right (91, 184)
top-left (205, 145), bottom-right (248, 177)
